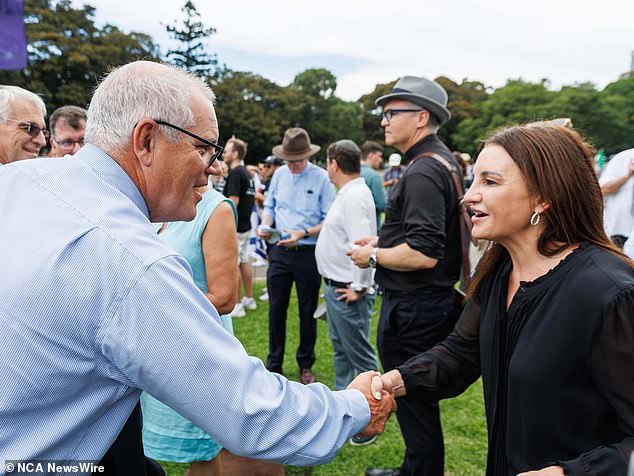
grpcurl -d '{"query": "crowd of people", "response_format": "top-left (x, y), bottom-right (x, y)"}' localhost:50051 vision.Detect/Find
top-left (0, 62), bottom-right (633, 476)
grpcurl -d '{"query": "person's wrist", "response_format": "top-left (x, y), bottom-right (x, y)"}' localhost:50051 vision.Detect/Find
top-left (383, 369), bottom-right (405, 397)
top-left (303, 228), bottom-right (310, 239)
top-left (368, 247), bottom-right (380, 268)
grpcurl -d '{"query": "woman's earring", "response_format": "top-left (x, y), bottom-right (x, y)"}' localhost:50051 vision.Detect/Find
top-left (530, 210), bottom-right (541, 226)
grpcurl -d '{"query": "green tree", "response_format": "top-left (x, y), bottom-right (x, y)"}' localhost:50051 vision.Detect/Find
top-left (293, 68), bottom-right (337, 100)
top-left (289, 68), bottom-right (363, 151)
top-left (0, 0), bottom-right (160, 112)
top-left (597, 77), bottom-right (634, 154)
top-left (453, 79), bottom-right (556, 154)
top-left (435, 76), bottom-right (489, 151)
top-left (213, 71), bottom-right (305, 162)
top-left (164, 0), bottom-right (217, 78)
top-left (358, 80), bottom-right (397, 144)
top-left (327, 99), bottom-right (364, 144)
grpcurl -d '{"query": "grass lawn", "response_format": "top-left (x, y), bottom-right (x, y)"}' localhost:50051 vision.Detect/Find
top-left (159, 280), bottom-right (487, 475)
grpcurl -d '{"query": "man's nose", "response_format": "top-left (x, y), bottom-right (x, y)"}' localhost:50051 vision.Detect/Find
top-left (33, 131), bottom-right (47, 147)
top-left (207, 159), bottom-right (222, 176)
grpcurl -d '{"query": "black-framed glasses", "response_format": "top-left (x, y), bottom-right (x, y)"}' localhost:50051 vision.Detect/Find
top-left (2, 117), bottom-right (50, 139)
top-left (381, 108), bottom-right (423, 122)
top-left (155, 120), bottom-right (223, 166)
top-left (54, 137), bottom-right (85, 149)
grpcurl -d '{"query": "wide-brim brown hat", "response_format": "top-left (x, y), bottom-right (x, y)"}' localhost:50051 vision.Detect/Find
top-left (272, 127), bottom-right (320, 161)
top-left (376, 76), bottom-right (451, 124)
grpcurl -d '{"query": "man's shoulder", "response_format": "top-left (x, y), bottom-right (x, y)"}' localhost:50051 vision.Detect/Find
top-left (349, 179), bottom-right (374, 201)
top-left (606, 149), bottom-right (634, 168)
top-left (306, 161), bottom-right (328, 176)
top-left (361, 164), bottom-right (380, 177)
top-left (229, 165), bottom-right (248, 178)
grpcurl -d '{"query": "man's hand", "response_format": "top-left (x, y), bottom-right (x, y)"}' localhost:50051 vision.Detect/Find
top-left (278, 229), bottom-right (303, 248)
top-left (336, 287), bottom-right (364, 303)
top-left (347, 371), bottom-right (397, 436)
top-left (348, 244), bottom-right (374, 269)
top-left (352, 236), bottom-right (378, 247)
top-left (516, 466), bottom-right (564, 476)
top-left (257, 224), bottom-right (272, 240)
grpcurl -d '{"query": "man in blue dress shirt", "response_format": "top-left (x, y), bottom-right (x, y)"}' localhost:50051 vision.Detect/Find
top-left (0, 61), bottom-right (395, 472)
top-left (258, 128), bottom-right (336, 385)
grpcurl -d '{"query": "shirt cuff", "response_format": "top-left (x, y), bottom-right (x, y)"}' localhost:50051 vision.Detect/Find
top-left (558, 458), bottom-right (586, 475)
top-left (342, 388), bottom-right (371, 437)
top-left (350, 282), bottom-right (369, 291)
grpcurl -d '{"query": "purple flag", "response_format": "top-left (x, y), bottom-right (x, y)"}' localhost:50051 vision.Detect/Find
top-left (0, 0), bottom-right (27, 70)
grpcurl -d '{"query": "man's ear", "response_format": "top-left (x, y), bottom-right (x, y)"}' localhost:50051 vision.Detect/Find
top-left (133, 119), bottom-right (156, 167)
top-left (416, 109), bottom-right (431, 129)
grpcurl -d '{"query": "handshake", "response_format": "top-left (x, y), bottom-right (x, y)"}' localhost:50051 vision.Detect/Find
top-left (346, 369), bottom-right (405, 436)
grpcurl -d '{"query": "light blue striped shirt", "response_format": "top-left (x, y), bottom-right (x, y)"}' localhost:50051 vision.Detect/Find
top-left (263, 162), bottom-right (335, 245)
top-left (0, 144), bottom-right (369, 472)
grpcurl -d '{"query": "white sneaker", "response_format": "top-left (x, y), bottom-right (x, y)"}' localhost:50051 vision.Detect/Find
top-left (231, 303), bottom-right (246, 318)
top-left (313, 302), bottom-right (327, 321)
top-left (242, 297), bottom-right (257, 311)
top-left (259, 292), bottom-right (269, 302)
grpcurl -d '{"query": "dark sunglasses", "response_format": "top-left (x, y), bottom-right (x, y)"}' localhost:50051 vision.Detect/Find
top-left (155, 120), bottom-right (223, 166)
top-left (2, 117), bottom-right (50, 139)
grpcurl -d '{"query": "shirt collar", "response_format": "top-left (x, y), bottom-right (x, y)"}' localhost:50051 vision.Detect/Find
top-left (76, 143), bottom-right (150, 219)
top-left (404, 134), bottom-right (438, 163)
top-left (338, 176), bottom-right (364, 194)
top-left (289, 160), bottom-right (313, 177)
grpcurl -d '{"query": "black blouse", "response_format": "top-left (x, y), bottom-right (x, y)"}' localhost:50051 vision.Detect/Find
top-left (397, 243), bottom-right (634, 475)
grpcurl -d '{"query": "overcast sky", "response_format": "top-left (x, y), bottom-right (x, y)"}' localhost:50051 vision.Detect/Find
top-left (74, 0), bottom-right (634, 100)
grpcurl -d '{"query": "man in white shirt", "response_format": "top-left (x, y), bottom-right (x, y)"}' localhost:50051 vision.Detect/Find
top-left (599, 148), bottom-right (634, 247)
top-left (315, 139), bottom-right (380, 446)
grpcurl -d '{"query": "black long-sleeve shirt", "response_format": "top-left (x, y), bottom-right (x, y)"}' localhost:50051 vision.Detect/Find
top-left (397, 243), bottom-right (634, 475)
top-left (376, 134), bottom-right (461, 291)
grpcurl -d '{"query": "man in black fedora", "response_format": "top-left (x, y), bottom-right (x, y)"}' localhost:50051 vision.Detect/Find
top-left (257, 128), bottom-right (335, 384)
top-left (350, 76), bottom-right (463, 476)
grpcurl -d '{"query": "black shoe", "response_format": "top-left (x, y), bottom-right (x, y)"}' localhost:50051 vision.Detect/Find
top-left (365, 469), bottom-right (400, 476)
top-left (300, 368), bottom-right (316, 384)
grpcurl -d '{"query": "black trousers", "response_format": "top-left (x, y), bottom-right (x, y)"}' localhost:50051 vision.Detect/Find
top-left (266, 245), bottom-right (321, 372)
top-left (377, 288), bottom-right (460, 476)
top-left (98, 402), bottom-right (165, 476)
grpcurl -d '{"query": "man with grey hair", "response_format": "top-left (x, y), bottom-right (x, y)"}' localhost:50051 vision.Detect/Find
top-left (49, 105), bottom-right (87, 157)
top-left (0, 85), bottom-right (48, 164)
top-left (350, 76), bottom-right (463, 476)
top-left (0, 61), bottom-right (395, 468)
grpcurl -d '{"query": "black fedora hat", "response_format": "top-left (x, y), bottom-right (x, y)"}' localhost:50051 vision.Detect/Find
top-left (376, 76), bottom-right (451, 124)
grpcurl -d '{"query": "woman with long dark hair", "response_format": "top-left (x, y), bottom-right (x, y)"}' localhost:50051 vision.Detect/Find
top-left (376, 124), bottom-right (634, 475)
